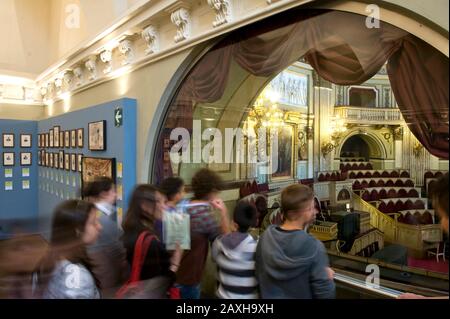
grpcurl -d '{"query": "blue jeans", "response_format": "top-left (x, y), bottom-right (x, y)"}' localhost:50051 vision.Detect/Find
top-left (175, 284), bottom-right (201, 299)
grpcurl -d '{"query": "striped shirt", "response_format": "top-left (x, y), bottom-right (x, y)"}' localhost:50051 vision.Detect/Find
top-left (211, 232), bottom-right (259, 299)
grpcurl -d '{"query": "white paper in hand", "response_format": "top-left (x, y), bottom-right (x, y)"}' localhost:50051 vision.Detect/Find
top-left (163, 207), bottom-right (190, 250)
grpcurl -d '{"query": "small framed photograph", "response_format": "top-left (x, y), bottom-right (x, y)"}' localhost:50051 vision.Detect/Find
top-left (54, 126), bottom-right (60, 148)
top-left (77, 128), bottom-right (84, 148)
top-left (54, 153), bottom-right (59, 169)
top-left (49, 129), bottom-right (54, 148)
top-left (77, 154), bottom-right (83, 172)
top-left (45, 133), bottom-right (49, 148)
top-left (49, 152), bottom-right (54, 168)
top-left (21, 152), bottom-right (32, 166)
top-left (2, 133), bottom-right (14, 148)
top-left (65, 131), bottom-right (70, 148)
top-left (46, 152), bottom-right (49, 167)
top-left (64, 153), bottom-right (70, 171)
top-left (88, 120), bottom-right (106, 151)
top-left (71, 130), bottom-right (77, 148)
top-left (59, 151), bottom-right (64, 170)
top-left (71, 153), bottom-right (77, 171)
top-left (60, 131), bottom-right (64, 148)
top-left (3, 152), bottom-right (15, 166)
top-left (20, 134), bottom-right (32, 148)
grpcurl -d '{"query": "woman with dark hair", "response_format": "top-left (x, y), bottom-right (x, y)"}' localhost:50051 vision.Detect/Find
top-left (34, 200), bottom-right (102, 298)
top-left (82, 177), bottom-right (128, 297)
top-left (121, 185), bottom-right (182, 297)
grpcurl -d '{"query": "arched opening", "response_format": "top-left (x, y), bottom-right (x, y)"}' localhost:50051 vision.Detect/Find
top-left (340, 135), bottom-right (371, 160)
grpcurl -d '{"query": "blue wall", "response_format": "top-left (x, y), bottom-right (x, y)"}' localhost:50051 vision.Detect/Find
top-left (0, 98), bottom-right (136, 238)
top-left (37, 98), bottom-right (137, 235)
top-left (0, 120), bottom-right (39, 235)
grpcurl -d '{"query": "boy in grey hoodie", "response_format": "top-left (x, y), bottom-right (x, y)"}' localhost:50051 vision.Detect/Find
top-left (255, 184), bottom-right (335, 299)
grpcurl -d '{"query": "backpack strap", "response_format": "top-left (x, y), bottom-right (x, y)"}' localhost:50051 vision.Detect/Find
top-left (129, 231), bottom-right (157, 282)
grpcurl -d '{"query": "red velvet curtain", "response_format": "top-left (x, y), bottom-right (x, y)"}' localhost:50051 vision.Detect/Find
top-left (164, 9), bottom-right (448, 167)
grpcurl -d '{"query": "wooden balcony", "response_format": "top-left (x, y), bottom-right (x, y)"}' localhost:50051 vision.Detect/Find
top-left (335, 106), bottom-right (403, 125)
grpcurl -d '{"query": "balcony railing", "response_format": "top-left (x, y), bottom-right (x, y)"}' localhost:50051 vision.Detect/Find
top-left (335, 106), bottom-right (403, 124)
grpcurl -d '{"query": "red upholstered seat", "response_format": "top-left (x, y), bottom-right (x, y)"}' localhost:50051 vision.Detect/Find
top-left (358, 163), bottom-right (365, 170)
top-left (435, 172), bottom-right (443, 178)
top-left (413, 200), bottom-right (425, 209)
top-left (340, 172), bottom-right (348, 180)
top-left (424, 171), bottom-right (434, 180)
top-left (405, 213), bottom-right (418, 225)
top-left (397, 214), bottom-right (406, 223)
top-left (251, 180), bottom-right (258, 193)
top-left (357, 172), bottom-right (364, 178)
top-left (352, 163), bottom-right (359, 170)
top-left (367, 163), bottom-right (373, 170)
top-left (381, 171), bottom-right (389, 177)
top-left (387, 189), bottom-right (397, 198)
top-left (257, 183), bottom-right (269, 193)
top-left (420, 212), bottom-right (433, 224)
top-left (325, 173), bottom-right (330, 181)
top-left (394, 200), bottom-right (404, 213)
top-left (405, 179), bottom-right (414, 187)
top-left (391, 171), bottom-right (399, 177)
top-left (398, 188), bottom-right (408, 198)
top-left (373, 171), bottom-right (381, 177)
top-left (364, 172), bottom-right (371, 178)
top-left (349, 172), bottom-right (356, 179)
top-left (407, 189), bottom-right (419, 197)
top-left (361, 181), bottom-right (369, 189)
top-left (376, 180), bottom-right (384, 187)
top-left (378, 202), bottom-right (388, 213)
top-left (405, 200), bottom-right (414, 210)
top-left (394, 179), bottom-right (404, 187)
top-left (387, 201), bottom-right (397, 214)
top-left (353, 180), bottom-right (361, 190)
top-left (379, 189), bottom-right (387, 199)
top-left (386, 180), bottom-right (394, 187)
top-left (370, 189), bottom-right (379, 201)
top-left (362, 191), bottom-right (371, 201)
top-left (369, 180), bottom-right (377, 187)
top-left (318, 174), bottom-right (325, 182)
top-left (400, 171), bottom-right (410, 178)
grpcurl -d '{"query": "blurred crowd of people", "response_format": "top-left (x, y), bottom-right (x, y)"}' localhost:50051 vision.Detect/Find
top-left (0, 170), bottom-right (448, 299)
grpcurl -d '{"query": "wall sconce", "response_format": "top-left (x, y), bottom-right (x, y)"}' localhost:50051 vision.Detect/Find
top-left (321, 116), bottom-right (346, 157)
top-left (413, 141), bottom-right (424, 157)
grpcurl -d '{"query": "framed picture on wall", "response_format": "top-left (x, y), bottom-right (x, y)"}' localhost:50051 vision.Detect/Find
top-left (71, 153), bottom-right (77, 171)
top-left (2, 134), bottom-right (14, 148)
top-left (46, 152), bottom-right (49, 167)
top-left (65, 131), bottom-right (70, 148)
top-left (20, 134), bottom-right (32, 148)
top-left (49, 129), bottom-right (54, 148)
top-left (38, 134), bottom-right (41, 148)
top-left (20, 152), bottom-right (32, 166)
top-left (81, 157), bottom-right (116, 197)
top-left (3, 152), bottom-right (15, 166)
top-left (54, 153), bottom-right (59, 169)
top-left (54, 126), bottom-right (60, 148)
top-left (71, 130), bottom-right (77, 148)
top-left (64, 153), bottom-right (70, 171)
top-left (60, 131), bottom-right (64, 148)
top-left (270, 125), bottom-right (295, 181)
top-left (77, 154), bottom-right (83, 172)
top-left (49, 152), bottom-right (54, 168)
top-left (77, 128), bottom-right (84, 148)
top-left (59, 150), bottom-right (64, 169)
top-left (88, 120), bottom-right (106, 151)
top-left (41, 150), bottom-right (46, 166)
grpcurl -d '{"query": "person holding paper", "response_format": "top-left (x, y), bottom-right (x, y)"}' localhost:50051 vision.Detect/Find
top-left (175, 168), bottom-right (231, 299)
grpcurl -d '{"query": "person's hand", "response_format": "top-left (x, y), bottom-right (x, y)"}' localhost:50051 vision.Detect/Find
top-left (326, 267), bottom-right (335, 280)
top-left (210, 198), bottom-right (227, 213)
top-left (170, 242), bottom-right (183, 271)
top-left (397, 293), bottom-right (426, 299)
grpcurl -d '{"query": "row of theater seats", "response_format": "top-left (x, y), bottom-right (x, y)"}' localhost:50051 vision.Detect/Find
top-left (397, 211), bottom-right (434, 225)
top-left (424, 170), bottom-right (446, 183)
top-left (348, 170), bottom-right (410, 179)
top-left (340, 157), bottom-right (366, 162)
top-left (239, 181), bottom-right (269, 198)
top-left (340, 162), bottom-right (373, 172)
top-left (378, 198), bottom-right (426, 214)
top-left (317, 171), bottom-right (347, 182)
top-left (361, 187), bottom-right (420, 201)
top-left (352, 178), bottom-right (415, 190)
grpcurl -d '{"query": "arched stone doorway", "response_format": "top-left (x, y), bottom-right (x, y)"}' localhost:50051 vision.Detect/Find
top-left (337, 132), bottom-right (387, 169)
top-left (340, 135), bottom-right (371, 160)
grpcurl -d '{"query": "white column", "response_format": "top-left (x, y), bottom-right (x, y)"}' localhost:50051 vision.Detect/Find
top-left (394, 139), bottom-right (403, 168)
top-left (308, 139), bottom-right (314, 178)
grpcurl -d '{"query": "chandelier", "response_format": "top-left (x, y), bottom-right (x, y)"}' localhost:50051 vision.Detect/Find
top-left (249, 88), bottom-right (285, 128)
